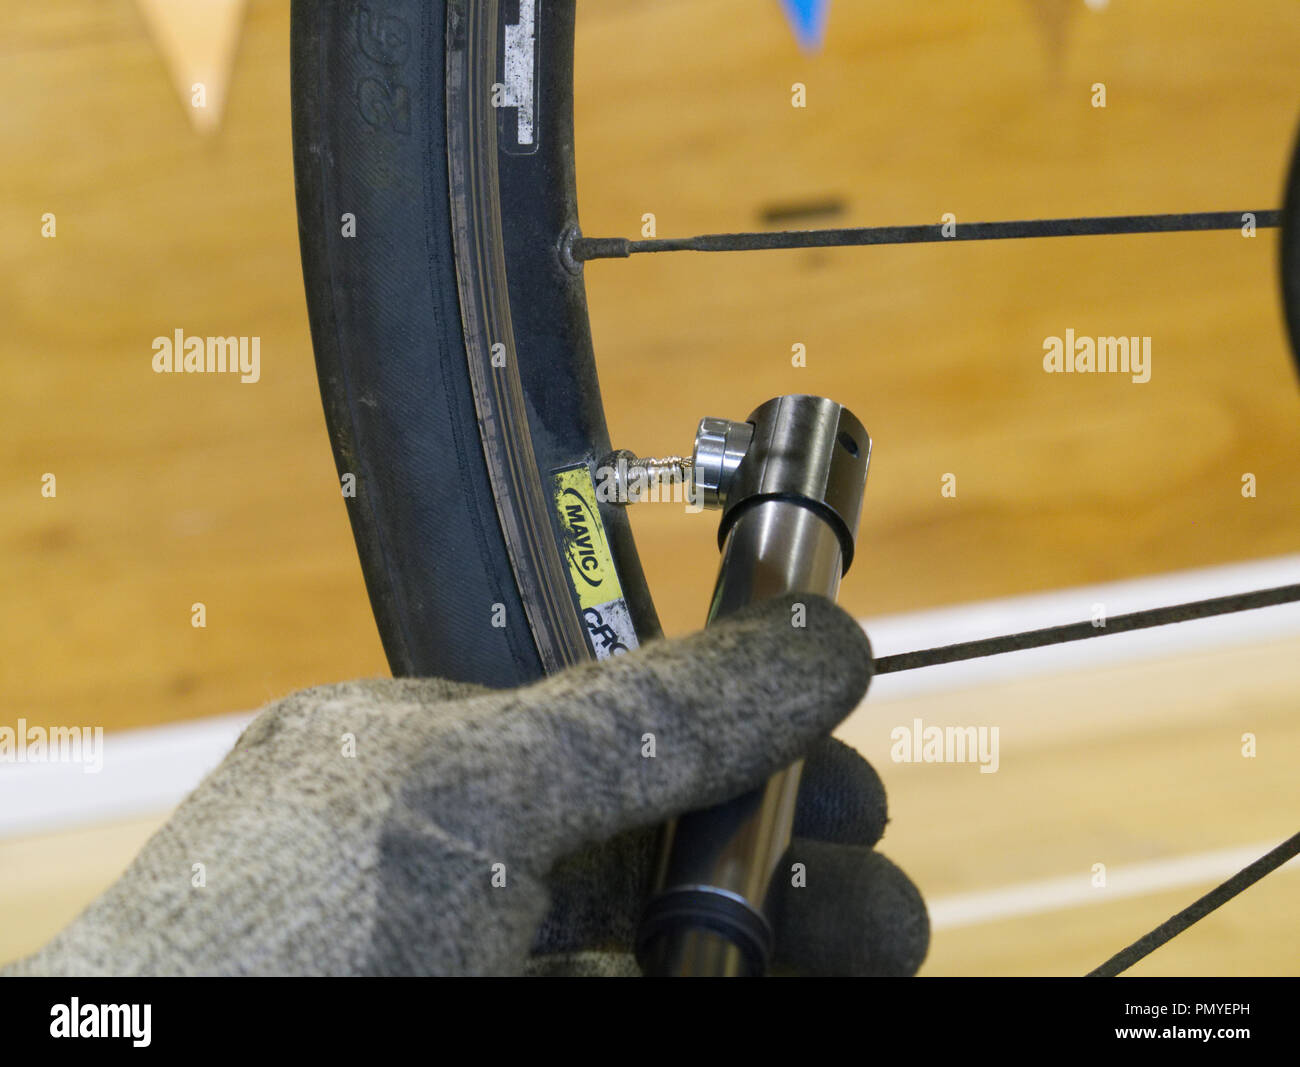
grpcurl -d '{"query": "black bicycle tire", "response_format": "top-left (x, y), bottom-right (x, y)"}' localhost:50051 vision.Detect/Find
top-left (1281, 118), bottom-right (1300, 378)
top-left (291, 0), bottom-right (660, 685)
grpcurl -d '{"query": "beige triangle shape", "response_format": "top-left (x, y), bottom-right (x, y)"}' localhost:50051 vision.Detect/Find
top-left (136, 0), bottom-right (247, 134)
top-left (1024, 0), bottom-right (1076, 75)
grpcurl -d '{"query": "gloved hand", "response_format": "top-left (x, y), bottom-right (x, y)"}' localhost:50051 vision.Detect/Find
top-left (5, 594), bottom-right (928, 976)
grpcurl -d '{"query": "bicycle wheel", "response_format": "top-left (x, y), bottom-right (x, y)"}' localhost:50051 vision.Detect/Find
top-left (1281, 122), bottom-right (1300, 377)
top-left (292, 2), bottom-right (1300, 976)
top-left (291, 0), bottom-right (658, 684)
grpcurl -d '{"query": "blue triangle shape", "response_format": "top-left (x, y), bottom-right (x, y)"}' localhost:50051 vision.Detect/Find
top-left (780, 0), bottom-right (830, 52)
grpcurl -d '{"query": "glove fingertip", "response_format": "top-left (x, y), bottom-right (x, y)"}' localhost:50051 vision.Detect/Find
top-left (795, 736), bottom-right (888, 847)
top-left (773, 841), bottom-right (930, 977)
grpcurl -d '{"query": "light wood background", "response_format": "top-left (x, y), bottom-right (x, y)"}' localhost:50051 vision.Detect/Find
top-left (2, 0), bottom-right (1298, 975)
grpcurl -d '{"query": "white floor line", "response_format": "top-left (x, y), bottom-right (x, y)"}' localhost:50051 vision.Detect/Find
top-left (0, 711), bottom-right (254, 838)
top-left (928, 840), bottom-right (1300, 931)
top-left (2, 553), bottom-right (1299, 839)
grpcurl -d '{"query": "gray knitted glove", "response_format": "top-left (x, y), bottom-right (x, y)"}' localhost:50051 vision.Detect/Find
top-left (5, 594), bottom-right (927, 976)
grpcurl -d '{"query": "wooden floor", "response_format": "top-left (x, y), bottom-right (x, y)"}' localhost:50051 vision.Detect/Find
top-left (838, 633), bottom-right (1300, 975)
top-left (4, 632), bottom-right (1297, 975)
top-left (2, 0), bottom-right (1298, 974)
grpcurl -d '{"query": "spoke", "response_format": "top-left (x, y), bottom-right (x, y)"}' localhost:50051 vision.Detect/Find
top-left (1087, 831), bottom-right (1300, 977)
top-left (870, 585), bottom-right (1300, 971)
top-left (572, 210), bottom-right (1280, 261)
top-left (872, 583), bottom-right (1300, 674)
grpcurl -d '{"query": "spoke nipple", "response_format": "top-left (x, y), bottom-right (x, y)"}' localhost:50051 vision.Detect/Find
top-left (558, 224), bottom-right (584, 275)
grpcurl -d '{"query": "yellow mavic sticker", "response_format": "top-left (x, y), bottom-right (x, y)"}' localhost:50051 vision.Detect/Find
top-left (552, 465), bottom-right (624, 610)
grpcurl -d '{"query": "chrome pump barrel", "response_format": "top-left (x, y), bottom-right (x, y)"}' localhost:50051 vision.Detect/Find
top-left (636, 395), bottom-right (872, 977)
